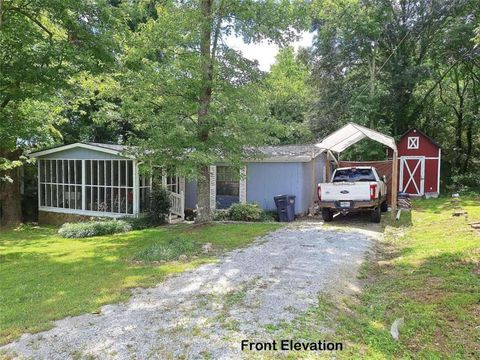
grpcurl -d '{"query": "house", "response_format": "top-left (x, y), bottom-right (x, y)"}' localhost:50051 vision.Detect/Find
top-left (29, 142), bottom-right (326, 224)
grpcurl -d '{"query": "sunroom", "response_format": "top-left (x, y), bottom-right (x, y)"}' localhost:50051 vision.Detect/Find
top-left (29, 143), bottom-right (184, 223)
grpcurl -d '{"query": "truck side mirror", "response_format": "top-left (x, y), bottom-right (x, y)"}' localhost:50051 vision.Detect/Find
top-left (383, 175), bottom-right (387, 182)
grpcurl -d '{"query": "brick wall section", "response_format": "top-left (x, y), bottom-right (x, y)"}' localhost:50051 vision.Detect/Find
top-left (338, 160), bottom-right (393, 204)
top-left (39, 211), bottom-right (96, 226)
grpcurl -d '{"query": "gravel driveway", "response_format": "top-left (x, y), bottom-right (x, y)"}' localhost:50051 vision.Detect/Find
top-left (2, 223), bottom-right (374, 359)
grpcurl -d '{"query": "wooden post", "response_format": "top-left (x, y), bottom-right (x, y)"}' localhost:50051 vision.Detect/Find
top-left (326, 151), bottom-right (331, 182)
top-left (309, 154), bottom-right (316, 216)
top-left (391, 149), bottom-right (398, 218)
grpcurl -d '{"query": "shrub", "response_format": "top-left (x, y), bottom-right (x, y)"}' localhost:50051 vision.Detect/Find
top-left (260, 210), bottom-right (278, 222)
top-left (228, 203), bottom-right (264, 222)
top-left (146, 186), bottom-right (171, 225)
top-left (450, 173), bottom-right (480, 194)
top-left (58, 220), bottom-right (132, 238)
top-left (212, 209), bottom-right (229, 221)
top-left (132, 237), bottom-right (197, 262)
top-left (184, 208), bottom-right (197, 221)
top-left (122, 216), bottom-right (157, 230)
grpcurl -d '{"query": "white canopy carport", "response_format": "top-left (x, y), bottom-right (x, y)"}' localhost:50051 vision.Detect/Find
top-left (314, 122), bottom-right (399, 216)
top-left (315, 122), bottom-right (397, 153)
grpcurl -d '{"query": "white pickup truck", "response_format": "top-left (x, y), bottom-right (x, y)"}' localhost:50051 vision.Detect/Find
top-left (317, 166), bottom-right (388, 223)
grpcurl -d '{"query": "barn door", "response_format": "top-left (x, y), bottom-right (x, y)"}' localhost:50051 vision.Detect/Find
top-left (400, 157), bottom-right (425, 196)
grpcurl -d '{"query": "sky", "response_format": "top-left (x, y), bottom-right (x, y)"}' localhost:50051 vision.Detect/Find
top-left (224, 32), bottom-right (315, 72)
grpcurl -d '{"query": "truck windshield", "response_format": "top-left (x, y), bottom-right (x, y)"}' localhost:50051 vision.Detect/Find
top-left (332, 168), bottom-right (376, 182)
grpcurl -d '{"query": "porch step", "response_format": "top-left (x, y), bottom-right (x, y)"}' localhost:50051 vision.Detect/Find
top-left (168, 214), bottom-right (184, 224)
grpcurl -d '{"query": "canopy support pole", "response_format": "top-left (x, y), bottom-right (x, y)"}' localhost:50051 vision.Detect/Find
top-left (391, 149), bottom-right (398, 218)
top-left (328, 150), bottom-right (339, 166)
top-left (326, 151), bottom-right (331, 182)
top-left (309, 153), bottom-right (316, 216)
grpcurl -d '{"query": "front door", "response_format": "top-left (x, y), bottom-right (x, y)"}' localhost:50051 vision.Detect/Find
top-left (400, 157), bottom-right (425, 196)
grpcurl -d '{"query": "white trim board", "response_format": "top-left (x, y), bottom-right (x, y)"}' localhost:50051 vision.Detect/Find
top-left (29, 143), bottom-right (132, 158)
top-left (246, 156), bottom-right (316, 163)
top-left (39, 206), bottom-right (137, 218)
top-left (239, 165), bottom-right (247, 204)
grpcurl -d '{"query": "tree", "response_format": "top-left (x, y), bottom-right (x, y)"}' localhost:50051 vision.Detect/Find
top-left (308, 0), bottom-right (479, 188)
top-left (262, 46), bottom-right (314, 144)
top-left (118, 0), bottom-right (309, 221)
top-left (309, 0), bottom-right (476, 133)
top-left (0, 0), bottom-right (122, 225)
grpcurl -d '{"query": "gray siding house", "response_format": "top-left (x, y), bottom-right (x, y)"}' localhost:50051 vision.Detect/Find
top-left (186, 145), bottom-right (326, 215)
top-left (29, 143), bottom-right (326, 223)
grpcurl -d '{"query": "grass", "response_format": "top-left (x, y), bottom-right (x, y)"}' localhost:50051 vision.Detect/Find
top-left (262, 196), bottom-right (480, 359)
top-left (0, 222), bottom-right (280, 345)
top-left (132, 237), bottom-right (197, 262)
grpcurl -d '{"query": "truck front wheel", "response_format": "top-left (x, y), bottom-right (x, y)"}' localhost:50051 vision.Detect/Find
top-left (371, 206), bottom-right (381, 223)
top-left (322, 208), bottom-right (333, 222)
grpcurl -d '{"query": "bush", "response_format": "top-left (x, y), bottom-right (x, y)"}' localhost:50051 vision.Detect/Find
top-left (212, 209), bottom-right (230, 221)
top-left (132, 237), bottom-right (197, 262)
top-left (450, 173), bottom-right (480, 194)
top-left (122, 216), bottom-right (157, 230)
top-left (146, 186), bottom-right (171, 225)
top-left (184, 208), bottom-right (197, 221)
top-left (228, 203), bottom-right (264, 222)
top-left (58, 220), bottom-right (132, 238)
top-left (260, 210), bottom-right (278, 222)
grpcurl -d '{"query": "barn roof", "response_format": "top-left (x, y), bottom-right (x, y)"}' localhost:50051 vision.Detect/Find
top-left (400, 129), bottom-right (442, 149)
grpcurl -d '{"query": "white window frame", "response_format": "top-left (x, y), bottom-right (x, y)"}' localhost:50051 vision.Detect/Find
top-left (209, 165), bottom-right (247, 210)
top-left (407, 136), bottom-right (419, 149)
top-left (38, 159), bottom-right (82, 211)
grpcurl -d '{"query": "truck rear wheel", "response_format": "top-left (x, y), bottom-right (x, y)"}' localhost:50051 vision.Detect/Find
top-left (371, 206), bottom-right (381, 223)
top-left (381, 200), bottom-right (388, 212)
top-left (322, 208), bottom-right (333, 222)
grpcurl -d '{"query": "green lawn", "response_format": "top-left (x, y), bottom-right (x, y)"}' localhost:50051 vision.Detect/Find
top-left (0, 222), bottom-right (280, 345)
top-left (266, 197), bottom-right (480, 359)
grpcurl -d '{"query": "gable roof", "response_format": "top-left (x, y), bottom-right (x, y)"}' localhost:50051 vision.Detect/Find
top-left (246, 144), bottom-right (323, 162)
top-left (29, 143), bottom-right (324, 163)
top-left (28, 142), bottom-right (130, 157)
top-left (400, 129), bottom-right (442, 149)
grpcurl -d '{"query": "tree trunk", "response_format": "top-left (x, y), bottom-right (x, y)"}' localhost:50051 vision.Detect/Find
top-left (463, 121), bottom-right (473, 172)
top-left (0, 149), bottom-right (23, 227)
top-left (465, 77), bottom-right (479, 172)
top-left (369, 41), bottom-right (376, 128)
top-left (453, 68), bottom-right (466, 171)
top-left (196, 165), bottom-right (212, 223)
top-left (195, 0), bottom-right (214, 223)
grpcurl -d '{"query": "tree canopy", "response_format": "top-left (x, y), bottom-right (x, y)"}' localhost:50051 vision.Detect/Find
top-left (0, 0), bottom-right (479, 225)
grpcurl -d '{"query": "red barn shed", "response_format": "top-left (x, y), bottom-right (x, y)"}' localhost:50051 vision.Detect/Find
top-left (397, 129), bottom-right (441, 197)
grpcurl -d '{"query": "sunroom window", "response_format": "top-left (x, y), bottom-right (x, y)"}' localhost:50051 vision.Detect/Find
top-left (39, 160), bottom-right (82, 210)
top-left (38, 159), bottom-right (141, 215)
top-left (85, 160), bottom-right (134, 214)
